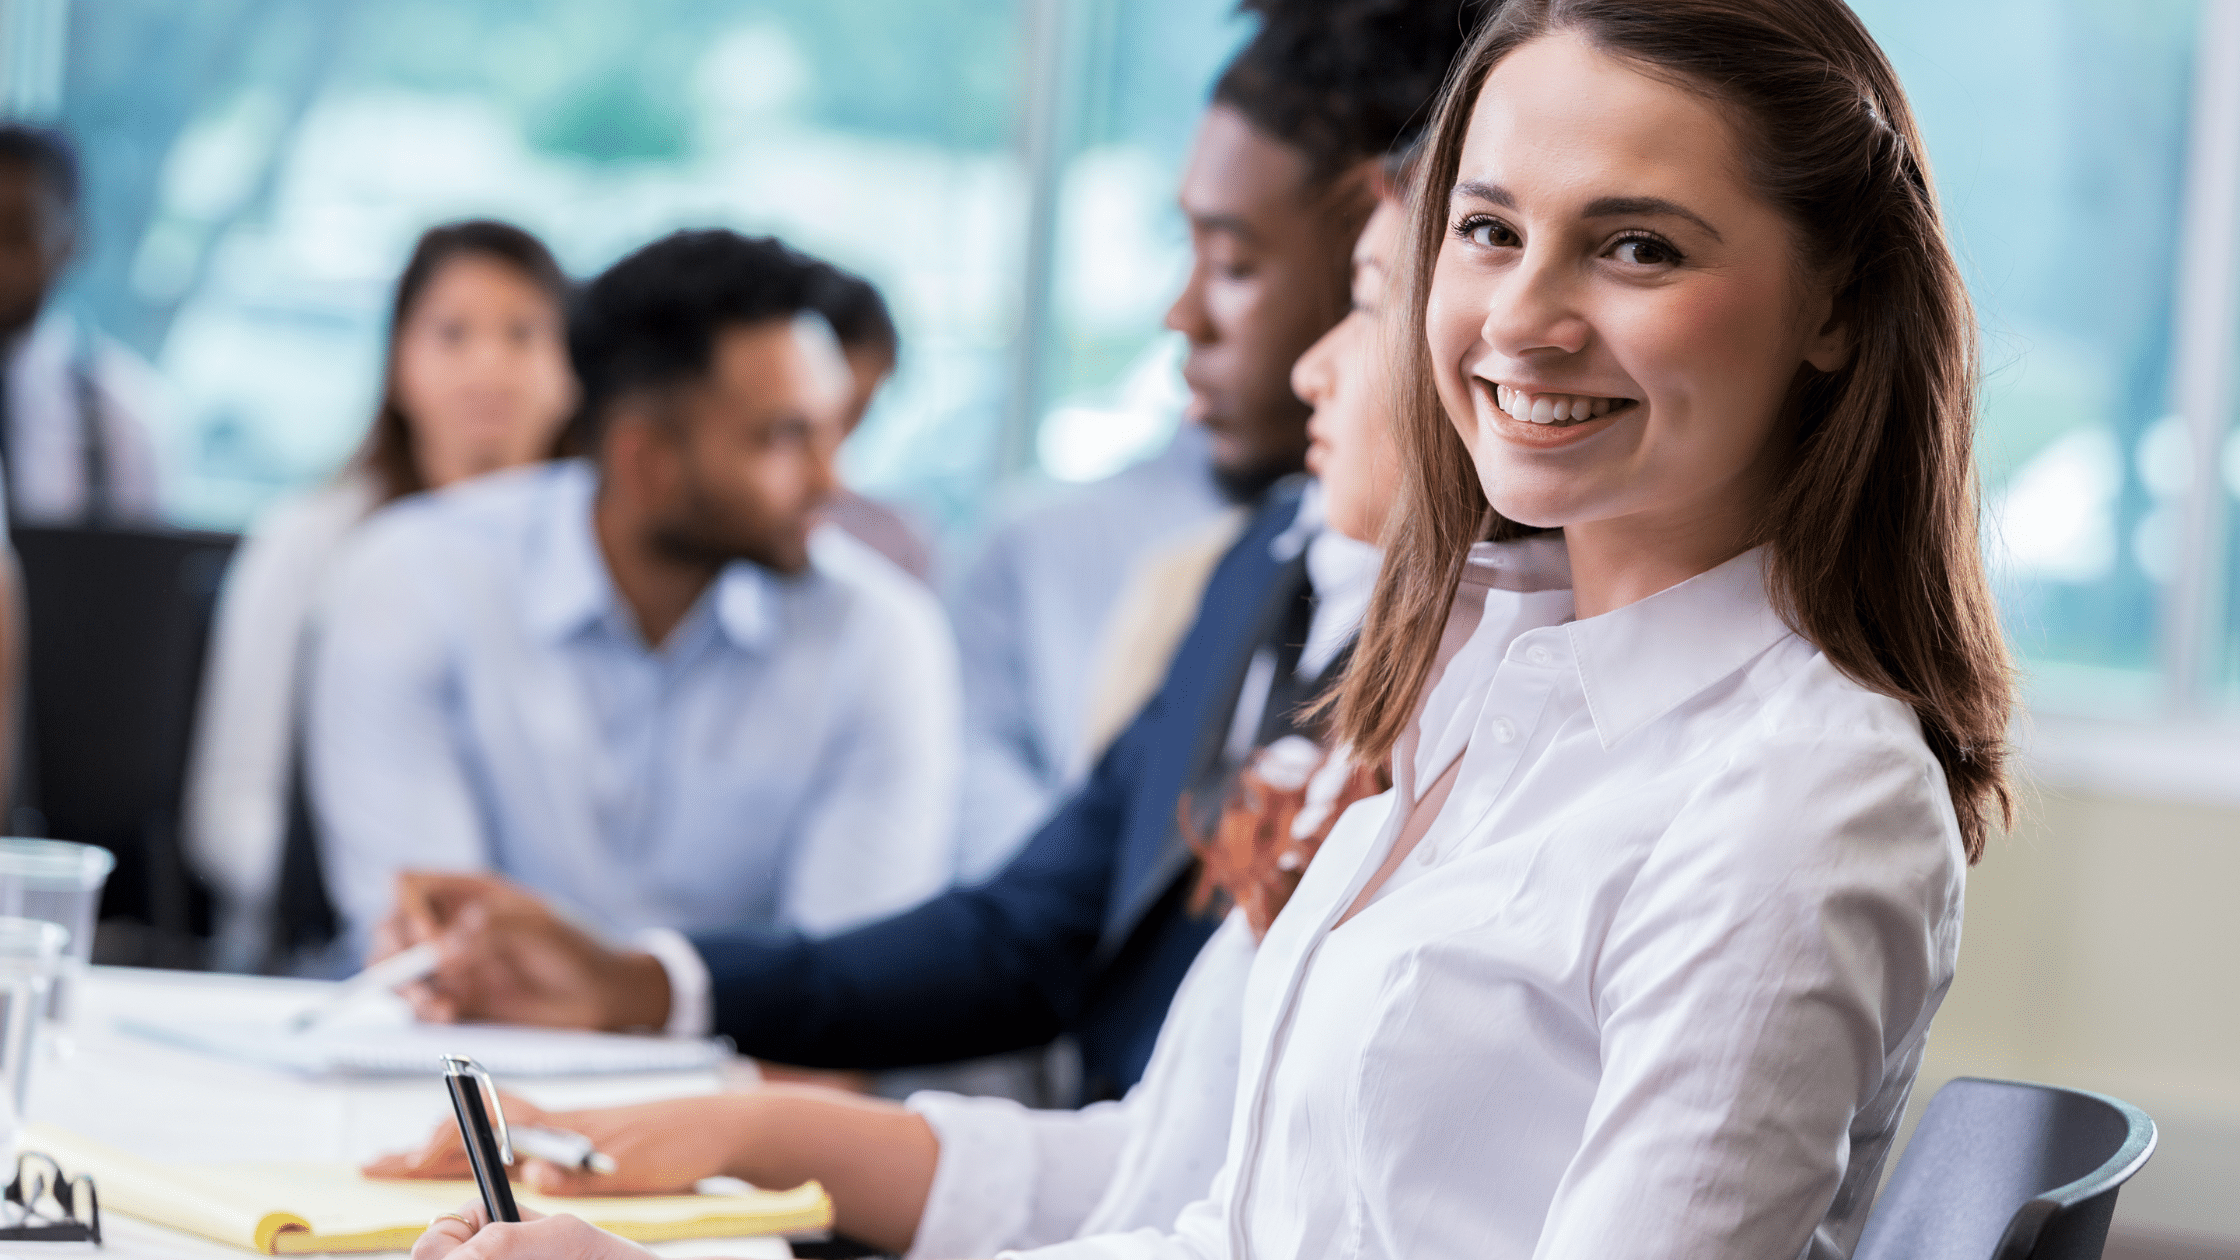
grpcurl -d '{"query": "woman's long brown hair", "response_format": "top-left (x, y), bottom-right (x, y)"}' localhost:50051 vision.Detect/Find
top-left (1336, 0), bottom-right (2015, 860)
top-left (351, 219), bottom-right (574, 503)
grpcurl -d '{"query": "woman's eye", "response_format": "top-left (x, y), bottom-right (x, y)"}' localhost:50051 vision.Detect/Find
top-left (1461, 217), bottom-right (1518, 249)
top-left (1611, 235), bottom-right (1680, 266)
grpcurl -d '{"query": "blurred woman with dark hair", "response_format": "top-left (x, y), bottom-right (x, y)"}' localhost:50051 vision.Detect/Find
top-left (186, 219), bottom-right (576, 971)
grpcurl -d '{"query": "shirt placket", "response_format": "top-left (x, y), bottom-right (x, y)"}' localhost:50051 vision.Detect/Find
top-left (1409, 631), bottom-right (1566, 869)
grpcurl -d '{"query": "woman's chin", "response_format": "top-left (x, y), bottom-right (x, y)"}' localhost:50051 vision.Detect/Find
top-left (1472, 465), bottom-right (1587, 533)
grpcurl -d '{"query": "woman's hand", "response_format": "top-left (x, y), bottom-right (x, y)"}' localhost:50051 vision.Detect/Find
top-left (366, 1093), bottom-right (760, 1196)
top-left (412, 1202), bottom-right (668, 1260)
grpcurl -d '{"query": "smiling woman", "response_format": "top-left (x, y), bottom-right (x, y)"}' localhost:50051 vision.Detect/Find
top-left (1350, 0), bottom-right (2015, 861)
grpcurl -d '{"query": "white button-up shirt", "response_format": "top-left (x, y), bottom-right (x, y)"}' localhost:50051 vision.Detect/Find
top-left (186, 470), bottom-right (381, 966)
top-left (306, 460), bottom-right (962, 959)
top-left (1022, 540), bottom-right (1965, 1260)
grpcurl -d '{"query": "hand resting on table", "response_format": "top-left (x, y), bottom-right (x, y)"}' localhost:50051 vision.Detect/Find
top-left (366, 1092), bottom-right (749, 1197)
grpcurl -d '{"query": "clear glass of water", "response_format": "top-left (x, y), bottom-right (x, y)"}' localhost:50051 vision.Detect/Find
top-left (0, 916), bottom-right (67, 1157)
top-left (0, 839), bottom-right (114, 1031)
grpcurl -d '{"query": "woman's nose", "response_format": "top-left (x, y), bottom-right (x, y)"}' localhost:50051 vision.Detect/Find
top-left (1481, 253), bottom-right (1591, 359)
top-left (1291, 323), bottom-right (1342, 405)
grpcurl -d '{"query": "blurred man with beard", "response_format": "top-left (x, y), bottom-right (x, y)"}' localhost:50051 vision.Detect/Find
top-left (306, 230), bottom-right (962, 965)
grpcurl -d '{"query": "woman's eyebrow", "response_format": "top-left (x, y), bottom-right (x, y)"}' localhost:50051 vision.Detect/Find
top-left (1581, 195), bottom-right (1724, 243)
top-left (1450, 181), bottom-right (1725, 244)
top-left (1451, 179), bottom-right (1515, 207)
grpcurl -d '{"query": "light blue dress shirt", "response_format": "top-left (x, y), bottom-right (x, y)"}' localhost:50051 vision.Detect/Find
top-left (306, 460), bottom-right (962, 958)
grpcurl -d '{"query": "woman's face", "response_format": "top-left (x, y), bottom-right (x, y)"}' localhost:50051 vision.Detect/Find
top-left (1293, 198), bottom-right (1405, 546)
top-left (1426, 32), bottom-right (1848, 546)
top-left (392, 253), bottom-right (577, 490)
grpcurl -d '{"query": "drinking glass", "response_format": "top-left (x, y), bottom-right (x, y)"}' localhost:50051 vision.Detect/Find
top-left (0, 840), bottom-right (113, 1029)
top-left (0, 917), bottom-right (66, 1158)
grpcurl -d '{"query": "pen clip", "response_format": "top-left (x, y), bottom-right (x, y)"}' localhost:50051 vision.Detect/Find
top-left (440, 1054), bottom-right (513, 1166)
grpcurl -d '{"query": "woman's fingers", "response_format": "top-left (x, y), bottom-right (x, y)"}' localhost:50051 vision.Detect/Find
top-left (365, 1093), bottom-right (551, 1181)
top-left (364, 1117), bottom-right (470, 1179)
top-left (410, 1214), bottom-right (476, 1260)
top-left (409, 1202), bottom-right (490, 1260)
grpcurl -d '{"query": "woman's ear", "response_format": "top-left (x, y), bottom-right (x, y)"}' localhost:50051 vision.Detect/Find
top-left (1802, 286), bottom-right (1854, 374)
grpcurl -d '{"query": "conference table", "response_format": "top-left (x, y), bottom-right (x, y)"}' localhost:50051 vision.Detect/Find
top-left (24, 966), bottom-right (792, 1258)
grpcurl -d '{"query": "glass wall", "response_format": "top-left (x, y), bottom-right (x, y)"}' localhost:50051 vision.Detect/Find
top-left (1031, 0), bottom-right (1248, 484)
top-left (54, 0), bottom-right (1239, 538)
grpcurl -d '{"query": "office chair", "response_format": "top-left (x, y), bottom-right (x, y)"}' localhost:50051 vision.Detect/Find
top-left (10, 525), bottom-right (238, 966)
top-left (267, 728), bottom-right (341, 974)
top-left (1856, 1076), bottom-right (2157, 1260)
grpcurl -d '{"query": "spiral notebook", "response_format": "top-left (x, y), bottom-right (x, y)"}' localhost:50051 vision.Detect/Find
top-left (116, 1015), bottom-right (731, 1079)
top-left (26, 1123), bottom-right (831, 1255)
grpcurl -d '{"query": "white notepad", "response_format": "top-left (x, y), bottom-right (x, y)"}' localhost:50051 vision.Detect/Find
top-left (117, 1015), bottom-right (731, 1078)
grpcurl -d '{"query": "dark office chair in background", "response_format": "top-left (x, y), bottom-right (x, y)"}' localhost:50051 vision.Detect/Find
top-left (1857, 1076), bottom-right (2157, 1260)
top-left (10, 524), bottom-right (237, 967)
top-left (268, 732), bottom-right (341, 974)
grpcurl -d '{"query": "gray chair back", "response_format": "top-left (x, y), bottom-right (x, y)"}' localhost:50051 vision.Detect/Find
top-left (1856, 1077), bottom-right (2155, 1260)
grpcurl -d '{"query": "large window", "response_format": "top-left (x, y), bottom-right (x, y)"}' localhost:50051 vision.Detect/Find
top-left (1851, 0), bottom-right (2240, 727)
top-left (51, 0), bottom-right (1237, 539)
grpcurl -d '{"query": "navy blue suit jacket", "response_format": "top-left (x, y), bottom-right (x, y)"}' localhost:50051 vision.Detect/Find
top-left (690, 483), bottom-right (1304, 1099)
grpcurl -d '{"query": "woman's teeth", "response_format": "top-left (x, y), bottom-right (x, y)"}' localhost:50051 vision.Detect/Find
top-left (1493, 384), bottom-right (1628, 426)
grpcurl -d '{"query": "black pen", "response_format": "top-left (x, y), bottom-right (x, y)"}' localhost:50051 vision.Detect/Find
top-left (441, 1054), bottom-right (520, 1224)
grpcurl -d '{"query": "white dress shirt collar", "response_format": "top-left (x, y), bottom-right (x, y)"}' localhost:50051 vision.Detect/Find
top-left (518, 461), bottom-right (781, 654)
top-left (1419, 540), bottom-right (1797, 784)
top-left (1565, 544), bottom-right (1792, 748)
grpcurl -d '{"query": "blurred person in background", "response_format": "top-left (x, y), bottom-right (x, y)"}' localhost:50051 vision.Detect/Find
top-left (0, 123), bottom-right (162, 524)
top-left (307, 229), bottom-right (960, 967)
top-left (809, 263), bottom-right (936, 584)
top-left (949, 0), bottom-right (1462, 882)
top-left (379, 181), bottom-right (1415, 1260)
top-left (949, 0), bottom-right (1435, 885)
top-left (184, 219), bottom-right (577, 972)
top-left (366, 0), bottom-right (1473, 1116)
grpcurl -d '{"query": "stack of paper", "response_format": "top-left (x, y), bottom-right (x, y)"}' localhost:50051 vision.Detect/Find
top-left (27, 1123), bottom-right (831, 1255)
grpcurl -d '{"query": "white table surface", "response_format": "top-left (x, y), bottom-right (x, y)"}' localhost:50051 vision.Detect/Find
top-left (19, 966), bottom-right (788, 1259)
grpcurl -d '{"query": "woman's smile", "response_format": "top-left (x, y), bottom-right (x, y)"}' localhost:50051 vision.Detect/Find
top-left (1471, 375), bottom-right (1640, 449)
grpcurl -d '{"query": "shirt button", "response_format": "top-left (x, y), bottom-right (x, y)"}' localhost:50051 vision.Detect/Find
top-left (1492, 717), bottom-right (1518, 744)
top-left (1526, 644), bottom-right (1555, 666)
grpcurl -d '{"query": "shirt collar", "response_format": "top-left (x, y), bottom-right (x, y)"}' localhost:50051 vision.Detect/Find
top-left (523, 460), bottom-right (781, 654)
top-left (1564, 545), bottom-right (1794, 748)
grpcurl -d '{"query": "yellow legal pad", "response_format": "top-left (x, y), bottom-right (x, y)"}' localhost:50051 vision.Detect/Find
top-left (26, 1122), bottom-right (833, 1254)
